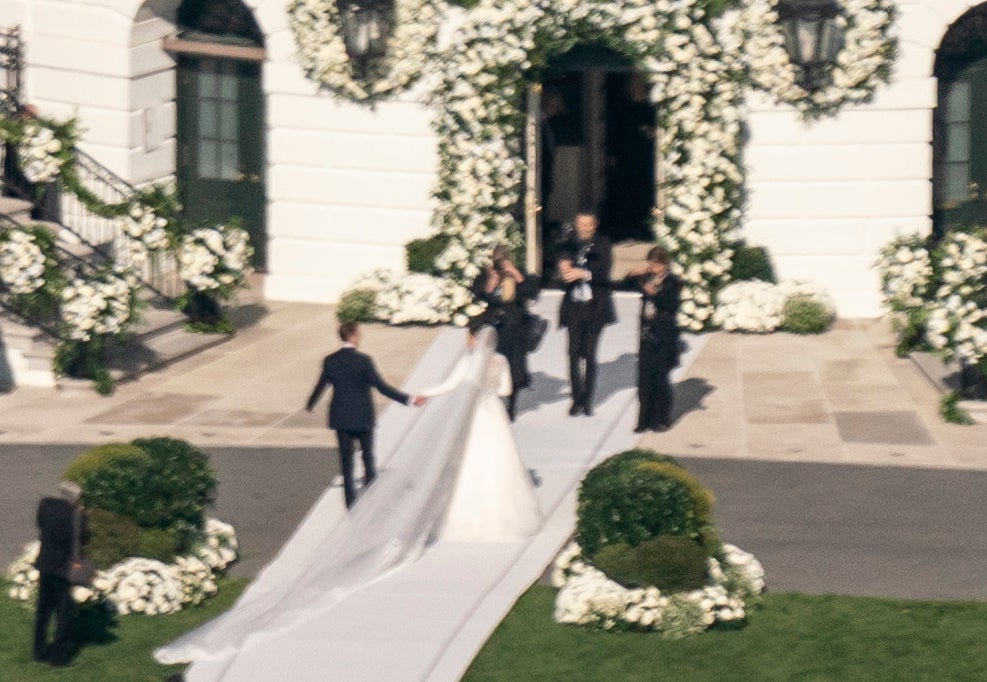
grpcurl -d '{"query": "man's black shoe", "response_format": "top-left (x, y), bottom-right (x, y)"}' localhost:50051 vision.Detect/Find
top-left (569, 403), bottom-right (581, 416)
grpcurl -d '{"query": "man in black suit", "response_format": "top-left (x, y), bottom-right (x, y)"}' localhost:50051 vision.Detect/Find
top-left (306, 321), bottom-right (426, 509)
top-left (557, 211), bottom-right (617, 416)
top-left (34, 481), bottom-right (87, 667)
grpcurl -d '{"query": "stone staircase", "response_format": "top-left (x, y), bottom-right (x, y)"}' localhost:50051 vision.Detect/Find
top-left (1, 195), bottom-right (240, 393)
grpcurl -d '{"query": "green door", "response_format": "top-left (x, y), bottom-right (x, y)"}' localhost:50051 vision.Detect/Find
top-left (177, 55), bottom-right (266, 268)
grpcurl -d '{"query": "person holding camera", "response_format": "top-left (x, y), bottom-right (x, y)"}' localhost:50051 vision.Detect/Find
top-left (624, 246), bottom-right (682, 433)
top-left (471, 244), bottom-right (539, 421)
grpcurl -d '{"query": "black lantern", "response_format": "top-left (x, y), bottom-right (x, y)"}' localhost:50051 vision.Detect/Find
top-left (336, 0), bottom-right (394, 80)
top-left (777, 0), bottom-right (845, 91)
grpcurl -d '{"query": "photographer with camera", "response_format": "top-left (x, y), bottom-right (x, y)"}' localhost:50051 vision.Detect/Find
top-left (471, 244), bottom-right (539, 420)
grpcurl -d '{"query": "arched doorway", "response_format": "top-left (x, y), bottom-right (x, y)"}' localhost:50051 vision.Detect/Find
top-left (933, 4), bottom-right (987, 235)
top-left (533, 44), bottom-right (657, 273)
top-left (169, 0), bottom-right (267, 268)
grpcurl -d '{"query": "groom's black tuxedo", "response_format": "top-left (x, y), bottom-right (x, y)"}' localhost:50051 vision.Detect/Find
top-left (306, 346), bottom-right (411, 508)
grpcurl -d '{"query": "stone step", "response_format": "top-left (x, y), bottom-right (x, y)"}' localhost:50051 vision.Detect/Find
top-left (0, 195), bottom-right (33, 223)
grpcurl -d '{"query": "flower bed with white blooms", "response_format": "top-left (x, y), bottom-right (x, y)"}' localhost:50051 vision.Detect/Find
top-left (0, 227), bottom-right (47, 294)
top-left (6, 517), bottom-right (238, 614)
top-left (552, 541), bottom-right (765, 637)
top-left (178, 225), bottom-right (252, 295)
top-left (714, 279), bottom-right (834, 333)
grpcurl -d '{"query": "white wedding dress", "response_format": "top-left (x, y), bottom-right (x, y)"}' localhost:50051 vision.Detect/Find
top-left (423, 346), bottom-right (542, 543)
top-left (154, 327), bottom-right (538, 668)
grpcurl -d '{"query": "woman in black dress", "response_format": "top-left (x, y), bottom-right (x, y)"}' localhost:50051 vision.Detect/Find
top-left (625, 246), bottom-right (682, 432)
top-left (471, 245), bottom-right (539, 420)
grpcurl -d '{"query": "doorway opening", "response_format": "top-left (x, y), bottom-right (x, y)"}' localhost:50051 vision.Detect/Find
top-left (171, 0), bottom-right (267, 269)
top-left (536, 44), bottom-right (658, 274)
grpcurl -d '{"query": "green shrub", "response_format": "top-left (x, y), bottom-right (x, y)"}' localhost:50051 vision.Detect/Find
top-left (576, 449), bottom-right (702, 556)
top-left (588, 542), bottom-right (636, 585)
top-left (336, 287), bottom-right (378, 324)
top-left (132, 437), bottom-right (217, 534)
top-left (80, 455), bottom-right (156, 523)
top-left (85, 508), bottom-right (140, 569)
top-left (781, 294), bottom-right (832, 334)
top-left (636, 461), bottom-right (720, 553)
top-left (138, 527), bottom-right (181, 563)
top-left (405, 234), bottom-right (450, 274)
top-left (729, 244), bottom-right (776, 283)
top-left (629, 536), bottom-right (710, 592)
top-left (64, 443), bottom-right (149, 484)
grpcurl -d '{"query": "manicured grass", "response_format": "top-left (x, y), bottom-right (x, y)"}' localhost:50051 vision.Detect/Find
top-left (465, 586), bottom-right (987, 681)
top-left (0, 578), bottom-right (247, 681)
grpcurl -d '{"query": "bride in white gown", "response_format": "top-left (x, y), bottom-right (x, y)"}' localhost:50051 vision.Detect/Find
top-left (423, 322), bottom-right (542, 543)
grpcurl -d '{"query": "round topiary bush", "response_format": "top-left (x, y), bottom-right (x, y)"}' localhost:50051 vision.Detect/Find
top-left (138, 527), bottom-right (181, 563)
top-left (635, 461), bottom-right (720, 553)
top-left (63, 443), bottom-right (150, 484)
top-left (627, 536), bottom-right (710, 592)
top-left (781, 294), bottom-right (833, 334)
top-left (588, 542), bottom-right (636, 585)
top-left (85, 508), bottom-right (140, 569)
top-left (79, 453), bottom-right (156, 524)
top-left (576, 449), bottom-right (703, 557)
top-left (337, 287), bottom-right (378, 324)
top-left (729, 244), bottom-right (776, 283)
top-left (131, 437), bottom-right (217, 535)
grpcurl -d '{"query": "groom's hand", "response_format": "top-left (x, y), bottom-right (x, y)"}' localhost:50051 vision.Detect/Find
top-left (412, 395), bottom-right (427, 407)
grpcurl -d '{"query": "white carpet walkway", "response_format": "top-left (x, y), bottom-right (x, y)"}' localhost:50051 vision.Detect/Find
top-left (186, 291), bottom-right (706, 682)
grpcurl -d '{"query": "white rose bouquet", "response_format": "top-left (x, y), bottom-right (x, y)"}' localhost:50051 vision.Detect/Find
top-left (176, 224), bottom-right (253, 331)
top-left (0, 226), bottom-right (48, 295)
top-left (59, 266), bottom-right (138, 342)
top-left (926, 230), bottom-right (987, 366)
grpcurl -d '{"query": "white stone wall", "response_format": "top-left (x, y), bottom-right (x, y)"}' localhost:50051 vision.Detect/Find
top-left (6, 0), bottom-right (982, 317)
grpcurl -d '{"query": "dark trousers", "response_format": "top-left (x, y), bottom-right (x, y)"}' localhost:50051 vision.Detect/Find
top-left (566, 306), bottom-right (604, 409)
top-left (637, 342), bottom-right (674, 429)
top-left (336, 429), bottom-right (375, 509)
top-left (34, 573), bottom-right (73, 665)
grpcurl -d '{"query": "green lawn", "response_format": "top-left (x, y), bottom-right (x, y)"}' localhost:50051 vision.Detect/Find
top-left (465, 586), bottom-right (987, 681)
top-left (0, 578), bottom-right (247, 681)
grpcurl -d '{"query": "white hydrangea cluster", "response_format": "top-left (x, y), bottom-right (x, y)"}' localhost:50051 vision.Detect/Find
top-left (347, 269), bottom-right (486, 326)
top-left (178, 225), bottom-right (252, 293)
top-left (925, 231), bottom-right (987, 364)
top-left (119, 205), bottom-right (169, 265)
top-left (0, 228), bottom-right (47, 294)
top-left (551, 541), bottom-right (764, 635)
top-left (287, 0), bottom-right (442, 103)
top-left (876, 235), bottom-right (933, 312)
top-left (714, 279), bottom-right (834, 333)
top-left (6, 517), bottom-right (238, 614)
top-left (17, 120), bottom-right (68, 183)
top-left (195, 516), bottom-right (239, 572)
top-left (731, 0), bottom-right (896, 119)
top-left (5, 540), bottom-right (40, 603)
top-left (60, 267), bottom-right (136, 341)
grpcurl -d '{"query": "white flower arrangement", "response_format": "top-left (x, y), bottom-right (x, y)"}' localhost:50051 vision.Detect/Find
top-left (177, 225), bottom-right (253, 294)
top-left (0, 227), bottom-right (47, 294)
top-left (287, 0), bottom-right (443, 103)
top-left (5, 517), bottom-right (238, 614)
top-left (551, 541), bottom-right (764, 636)
top-left (16, 120), bottom-right (70, 183)
top-left (60, 266), bottom-right (138, 341)
top-left (714, 279), bottom-right (834, 333)
top-left (732, 0), bottom-right (897, 119)
top-left (346, 268), bottom-right (486, 326)
top-left (925, 231), bottom-right (987, 365)
top-left (119, 205), bottom-right (169, 265)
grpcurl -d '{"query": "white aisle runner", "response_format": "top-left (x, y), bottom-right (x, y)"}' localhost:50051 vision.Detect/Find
top-left (185, 292), bottom-right (706, 682)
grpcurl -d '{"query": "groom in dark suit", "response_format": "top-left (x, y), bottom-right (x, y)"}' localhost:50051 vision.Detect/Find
top-left (306, 321), bottom-right (426, 509)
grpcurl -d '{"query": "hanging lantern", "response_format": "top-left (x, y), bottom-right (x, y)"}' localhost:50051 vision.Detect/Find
top-left (336, 0), bottom-right (394, 80)
top-left (777, 0), bottom-right (845, 90)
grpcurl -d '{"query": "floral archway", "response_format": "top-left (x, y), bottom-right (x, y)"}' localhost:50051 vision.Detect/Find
top-left (425, 0), bottom-right (746, 331)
